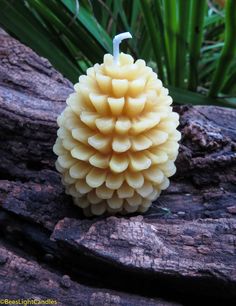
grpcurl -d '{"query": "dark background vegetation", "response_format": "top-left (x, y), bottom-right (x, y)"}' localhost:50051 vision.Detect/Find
top-left (0, 0), bottom-right (235, 108)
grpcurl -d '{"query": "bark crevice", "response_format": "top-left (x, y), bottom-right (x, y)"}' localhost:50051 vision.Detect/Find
top-left (0, 30), bottom-right (236, 305)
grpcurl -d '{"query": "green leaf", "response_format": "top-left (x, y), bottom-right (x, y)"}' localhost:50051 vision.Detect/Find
top-left (175, 0), bottom-right (191, 88)
top-left (168, 86), bottom-right (236, 108)
top-left (163, 0), bottom-right (178, 85)
top-left (209, 0), bottom-right (236, 97)
top-left (60, 0), bottom-right (112, 53)
top-left (140, 0), bottom-right (165, 82)
top-left (0, 0), bottom-right (81, 82)
top-left (204, 13), bottom-right (224, 27)
top-left (188, 0), bottom-right (207, 90)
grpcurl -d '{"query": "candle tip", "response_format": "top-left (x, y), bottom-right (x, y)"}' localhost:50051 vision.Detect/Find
top-left (113, 32), bottom-right (132, 65)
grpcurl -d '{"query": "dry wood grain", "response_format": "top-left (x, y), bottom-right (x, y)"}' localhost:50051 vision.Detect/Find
top-left (0, 29), bottom-right (236, 305)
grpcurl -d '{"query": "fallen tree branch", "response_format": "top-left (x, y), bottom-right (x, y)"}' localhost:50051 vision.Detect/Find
top-left (0, 29), bottom-right (236, 304)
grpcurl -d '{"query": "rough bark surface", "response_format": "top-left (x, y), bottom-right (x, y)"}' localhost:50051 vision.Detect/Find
top-left (0, 241), bottom-right (173, 306)
top-left (0, 30), bottom-right (236, 305)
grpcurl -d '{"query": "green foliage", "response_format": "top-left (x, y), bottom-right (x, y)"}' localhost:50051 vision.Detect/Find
top-left (0, 0), bottom-right (235, 108)
top-left (188, 0), bottom-right (207, 91)
top-left (209, 0), bottom-right (236, 97)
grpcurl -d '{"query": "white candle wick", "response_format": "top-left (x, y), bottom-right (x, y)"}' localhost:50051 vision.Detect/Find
top-left (113, 32), bottom-right (132, 65)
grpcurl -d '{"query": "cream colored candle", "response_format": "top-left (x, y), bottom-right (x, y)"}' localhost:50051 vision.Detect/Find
top-left (53, 32), bottom-right (180, 216)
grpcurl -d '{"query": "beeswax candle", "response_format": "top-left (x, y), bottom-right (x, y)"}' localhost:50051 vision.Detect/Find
top-left (53, 32), bottom-right (180, 216)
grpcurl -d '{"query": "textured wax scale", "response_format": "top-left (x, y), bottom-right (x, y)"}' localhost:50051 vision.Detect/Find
top-left (53, 33), bottom-right (180, 216)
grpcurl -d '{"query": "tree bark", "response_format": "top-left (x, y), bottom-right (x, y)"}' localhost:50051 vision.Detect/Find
top-left (0, 30), bottom-right (236, 305)
top-left (0, 241), bottom-right (174, 306)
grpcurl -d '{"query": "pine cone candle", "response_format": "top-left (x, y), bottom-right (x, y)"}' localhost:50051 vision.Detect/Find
top-left (53, 33), bottom-right (180, 216)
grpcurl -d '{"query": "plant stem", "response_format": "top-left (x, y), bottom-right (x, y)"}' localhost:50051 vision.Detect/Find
top-left (153, 0), bottom-right (170, 84)
top-left (175, 0), bottom-right (191, 88)
top-left (163, 0), bottom-right (177, 85)
top-left (188, 0), bottom-right (207, 91)
top-left (208, 0), bottom-right (236, 97)
top-left (140, 0), bottom-right (165, 82)
top-left (221, 69), bottom-right (236, 93)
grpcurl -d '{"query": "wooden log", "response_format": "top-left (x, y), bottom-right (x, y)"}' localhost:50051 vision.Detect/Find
top-left (0, 29), bottom-right (236, 304)
top-left (0, 241), bottom-right (175, 306)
